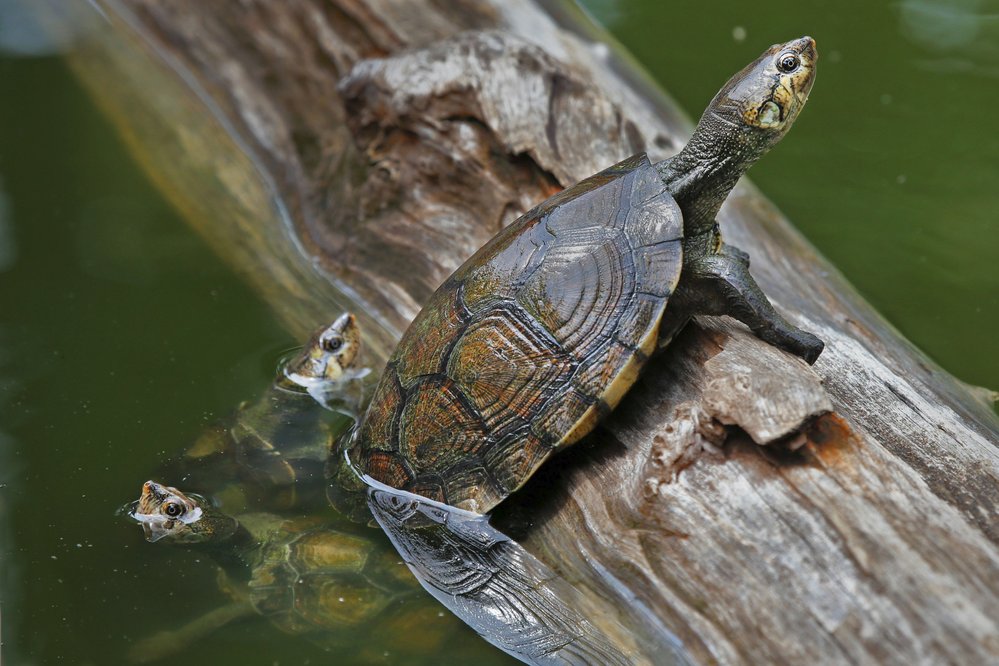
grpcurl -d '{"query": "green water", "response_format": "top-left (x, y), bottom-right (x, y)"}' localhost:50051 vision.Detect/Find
top-left (598, 0), bottom-right (999, 387)
top-left (0, 58), bottom-right (318, 664)
top-left (1, 1), bottom-right (996, 665)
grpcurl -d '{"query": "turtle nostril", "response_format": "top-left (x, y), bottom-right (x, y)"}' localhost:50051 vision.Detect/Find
top-left (796, 36), bottom-right (817, 60)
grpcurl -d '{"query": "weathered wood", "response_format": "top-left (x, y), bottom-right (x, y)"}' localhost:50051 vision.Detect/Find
top-left (63, 0), bottom-right (999, 663)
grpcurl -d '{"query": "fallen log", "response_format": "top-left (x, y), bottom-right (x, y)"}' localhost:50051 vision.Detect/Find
top-left (64, 0), bottom-right (999, 663)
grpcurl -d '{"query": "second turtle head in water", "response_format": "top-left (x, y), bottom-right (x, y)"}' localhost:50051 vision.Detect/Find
top-left (283, 313), bottom-right (362, 385)
top-left (281, 312), bottom-right (370, 410)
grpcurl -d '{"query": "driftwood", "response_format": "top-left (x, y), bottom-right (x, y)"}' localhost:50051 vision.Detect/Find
top-left (64, 0), bottom-right (999, 663)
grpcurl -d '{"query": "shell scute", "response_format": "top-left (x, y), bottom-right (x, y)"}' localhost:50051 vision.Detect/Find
top-left (398, 377), bottom-right (488, 475)
top-left (290, 530), bottom-right (373, 573)
top-left (247, 521), bottom-right (430, 635)
top-left (518, 229), bottom-right (635, 354)
top-left (614, 293), bottom-right (666, 352)
top-left (632, 242), bottom-right (683, 298)
top-left (454, 215), bottom-right (553, 314)
top-left (295, 574), bottom-right (393, 627)
top-left (484, 434), bottom-right (553, 494)
top-left (447, 307), bottom-right (573, 437)
top-left (407, 479), bottom-right (447, 505)
top-left (573, 338), bottom-right (641, 398)
top-left (358, 366), bottom-right (404, 454)
top-left (542, 193), bottom-right (627, 236)
top-left (363, 450), bottom-right (413, 491)
top-left (535, 152), bottom-right (649, 217)
top-left (442, 463), bottom-right (503, 513)
top-left (394, 284), bottom-right (468, 383)
top-left (627, 194), bottom-right (684, 247)
top-left (529, 385), bottom-right (597, 446)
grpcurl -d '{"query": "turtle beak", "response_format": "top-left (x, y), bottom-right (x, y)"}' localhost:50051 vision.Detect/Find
top-left (332, 312), bottom-right (354, 334)
top-left (793, 36), bottom-right (817, 62)
top-left (143, 480), bottom-right (166, 499)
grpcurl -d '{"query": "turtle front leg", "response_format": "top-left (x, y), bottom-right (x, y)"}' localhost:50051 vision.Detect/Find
top-left (676, 245), bottom-right (824, 364)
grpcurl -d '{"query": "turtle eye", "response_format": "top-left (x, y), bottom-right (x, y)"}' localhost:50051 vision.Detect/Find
top-left (777, 52), bottom-right (800, 73)
top-left (163, 502), bottom-right (184, 518)
top-left (322, 337), bottom-right (344, 353)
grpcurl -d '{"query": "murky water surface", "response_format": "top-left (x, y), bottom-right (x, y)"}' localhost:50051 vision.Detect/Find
top-left (1, 1), bottom-right (996, 664)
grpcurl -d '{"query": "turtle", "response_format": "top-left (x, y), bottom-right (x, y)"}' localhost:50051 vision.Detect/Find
top-left (127, 481), bottom-right (476, 664)
top-left (329, 37), bottom-right (824, 518)
top-left (170, 313), bottom-right (368, 513)
top-left (125, 315), bottom-right (493, 663)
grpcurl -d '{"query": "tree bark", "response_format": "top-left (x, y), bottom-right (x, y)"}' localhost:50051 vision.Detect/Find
top-left (65, 1), bottom-right (999, 663)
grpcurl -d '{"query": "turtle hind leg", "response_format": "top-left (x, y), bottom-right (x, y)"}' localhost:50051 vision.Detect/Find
top-left (127, 601), bottom-right (255, 663)
top-left (677, 244), bottom-right (824, 364)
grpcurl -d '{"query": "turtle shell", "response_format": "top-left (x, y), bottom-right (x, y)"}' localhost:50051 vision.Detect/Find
top-left (173, 388), bottom-right (353, 513)
top-left (336, 153), bottom-right (683, 514)
top-left (246, 517), bottom-right (456, 654)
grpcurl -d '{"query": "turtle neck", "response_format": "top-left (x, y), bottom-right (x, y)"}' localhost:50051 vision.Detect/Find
top-left (655, 111), bottom-right (765, 237)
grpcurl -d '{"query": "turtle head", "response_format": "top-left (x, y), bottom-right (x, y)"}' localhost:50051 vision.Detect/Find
top-left (127, 480), bottom-right (238, 545)
top-left (708, 36), bottom-right (817, 152)
top-left (283, 312), bottom-right (361, 386)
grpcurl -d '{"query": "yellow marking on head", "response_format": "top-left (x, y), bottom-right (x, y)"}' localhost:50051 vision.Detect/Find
top-left (757, 101), bottom-right (781, 128)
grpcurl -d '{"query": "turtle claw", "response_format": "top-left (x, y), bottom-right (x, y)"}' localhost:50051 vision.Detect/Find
top-left (765, 327), bottom-right (825, 365)
top-left (793, 331), bottom-right (825, 365)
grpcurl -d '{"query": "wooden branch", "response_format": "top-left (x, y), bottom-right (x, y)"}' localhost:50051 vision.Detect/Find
top-left (66, 0), bottom-right (999, 663)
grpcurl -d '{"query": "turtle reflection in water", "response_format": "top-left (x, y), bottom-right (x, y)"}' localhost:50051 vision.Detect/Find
top-left (330, 37), bottom-right (824, 520)
top-left (126, 315), bottom-right (480, 664)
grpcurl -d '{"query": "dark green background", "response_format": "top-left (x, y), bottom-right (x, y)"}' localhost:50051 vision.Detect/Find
top-left (1, 1), bottom-right (996, 664)
top-left (591, 0), bottom-right (998, 386)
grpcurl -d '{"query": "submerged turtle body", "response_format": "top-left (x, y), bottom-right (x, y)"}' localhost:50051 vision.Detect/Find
top-left (172, 314), bottom-right (365, 512)
top-left (249, 516), bottom-right (418, 636)
top-left (130, 483), bottom-right (461, 662)
top-left (127, 314), bottom-right (468, 662)
top-left (128, 314), bottom-right (478, 663)
top-left (332, 37), bottom-right (824, 516)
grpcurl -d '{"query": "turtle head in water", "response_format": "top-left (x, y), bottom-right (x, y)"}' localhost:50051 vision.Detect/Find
top-left (659, 36), bottom-right (817, 235)
top-left (284, 313), bottom-right (361, 385)
top-left (129, 480), bottom-right (239, 545)
top-left (280, 313), bottom-right (369, 410)
top-left (124, 478), bottom-right (471, 663)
